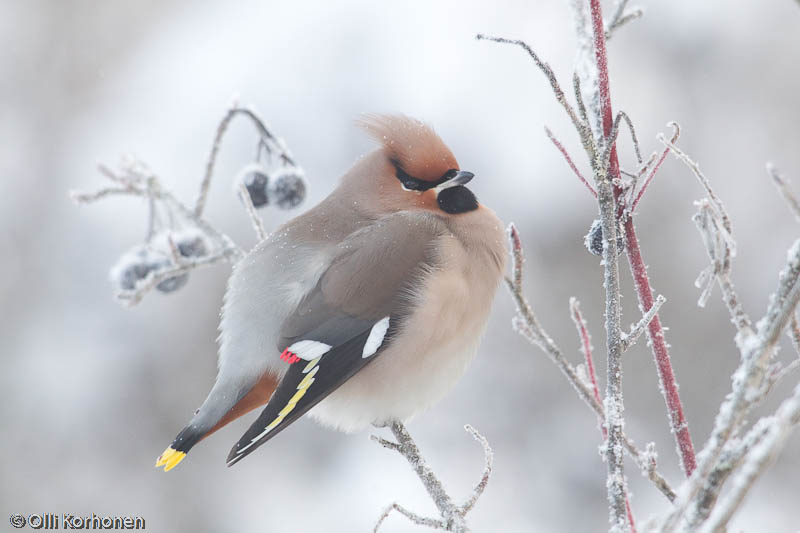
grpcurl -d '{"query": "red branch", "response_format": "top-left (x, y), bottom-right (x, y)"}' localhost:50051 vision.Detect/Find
top-left (546, 127), bottom-right (598, 198)
top-left (588, 0), bottom-right (697, 477)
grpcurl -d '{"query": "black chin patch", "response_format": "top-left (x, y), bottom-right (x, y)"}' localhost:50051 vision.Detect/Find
top-left (437, 186), bottom-right (479, 214)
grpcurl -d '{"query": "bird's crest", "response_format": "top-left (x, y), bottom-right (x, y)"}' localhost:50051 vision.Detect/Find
top-left (357, 114), bottom-right (459, 182)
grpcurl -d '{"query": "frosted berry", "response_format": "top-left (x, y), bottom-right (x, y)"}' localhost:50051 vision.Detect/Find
top-left (270, 169), bottom-right (306, 210)
top-left (585, 218), bottom-right (625, 257)
top-left (243, 170), bottom-right (270, 208)
top-left (156, 272), bottom-right (189, 293)
top-left (112, 247), bottom-right (155, 291)
top-left (148, 256), bottom-right (188, 293)
top-left (175, 231), bottom-right (208, 258)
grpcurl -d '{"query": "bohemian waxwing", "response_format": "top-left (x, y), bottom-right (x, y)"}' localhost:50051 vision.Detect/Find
top-left (156, 115), bottom-right (507, 471)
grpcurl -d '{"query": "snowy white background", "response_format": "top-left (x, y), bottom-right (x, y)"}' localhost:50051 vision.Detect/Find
top-left (2, 1), bottom-right (799, 531)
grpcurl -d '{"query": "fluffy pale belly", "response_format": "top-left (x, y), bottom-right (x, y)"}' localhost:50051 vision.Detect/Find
top-left (309, 325), bottom-right (485, 432)
top-left (309, 245), bottom-right (497, 432)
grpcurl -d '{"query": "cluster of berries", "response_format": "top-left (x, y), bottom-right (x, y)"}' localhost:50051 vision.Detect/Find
top-left (242, 167), bottom-right (306, 210)
top-left (110, 229), bottom-right (209, 294)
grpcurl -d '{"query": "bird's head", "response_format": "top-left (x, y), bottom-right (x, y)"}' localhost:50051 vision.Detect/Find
top-left (354, 114), bottom-right (479, 216)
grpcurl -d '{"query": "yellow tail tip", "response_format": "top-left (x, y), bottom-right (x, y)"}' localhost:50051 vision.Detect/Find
top-left (155, 447), bottom-right (186, 472)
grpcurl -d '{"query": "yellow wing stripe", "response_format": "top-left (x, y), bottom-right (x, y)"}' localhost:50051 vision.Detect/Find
top-left (259, 361), bottom-right (319, 438)
top-left (303, 356), bottom-right (321, 373)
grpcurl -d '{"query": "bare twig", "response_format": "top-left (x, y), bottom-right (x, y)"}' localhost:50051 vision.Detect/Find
top-left (700, 384), bottom-right (800, 532)
top-left (570, 298), bottom-right (604, 416)
top-left (789, 313), bottom-right (800, 358)
top-left (605, 0), bottom-right (644, 40)
top-left (476, 33), bottom-right (596, 159)
top-left (195, 103), bottom-right (297, 217)
top-left (459, 425), bottom-right (494, 515)
top-left (630, 123), bottom-right (680, 213)
top-left (545, 126), bottom-right (597, 198)
top-left (571, 298), bottom-right (637, 531)
top-left (374, 503), bottom-right (447, 532)
top-left (587, 2), bottom-right (630, 528)
top-left (372, 422), bottom-right (493, 532)
top-left (663, 239), bottom-right (800, 531)
top-left (767, 163), bottom-right (800, 223)
top-left (507, 224), bottom-right (675, 503)
top-left (621, 294), bottom-right (666, 352)
top-left (665, 139), bottom-right (752, 335)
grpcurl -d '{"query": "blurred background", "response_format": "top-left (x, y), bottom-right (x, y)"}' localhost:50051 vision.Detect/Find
top-left (2, 0), bottom-right (799, 531)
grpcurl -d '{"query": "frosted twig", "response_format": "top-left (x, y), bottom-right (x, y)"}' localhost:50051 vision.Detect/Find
top-left (630, 123), bottom-right (679, 212)
top-left (570, 298), bottom-right (604, 415)
top-left (662, 239), bottom-right (800, 531)
top-left (459, 425), bottom-right (494, 515)
top-left (621, 295), bottom-right (666, 352)
top-left (605, 0), bottom-right (644, 40)
top-left (507, 225), bottom-right (675, 503)
top-left (700, 384), bottom-right (800, 532)
top-left (195, 103), bottom-right (297, 217)
top-left (476, 33), bottom-right (596, 159)
top-left (545, 126), bottom-right (597, 198)
top-left (235, 164), bottom-right (268, 242)
top-left (667, 141), bottom-right (752, 335)
top-left (73, 158), bottom-right (247, 306)
top-left (116, 252), bottom-right (233, 306)
top-left (586, 1), bottom-right (629, 528)
top-left (373, 421), bottom-right (490, 532)
top-left (789, 313), bottom-right (800, 358)
top-left (573, 73), bottom-right (591, 131)
top-left (767, 163), bottom-right (800, 223)
top-left (661, 136), bottom-right (732, 241)
top-left (571, 298), bottom-right (637, 531)
top-left (616, 111), bottom-right (643, 165)
top-left (374, 503), bottom-right (447, 532)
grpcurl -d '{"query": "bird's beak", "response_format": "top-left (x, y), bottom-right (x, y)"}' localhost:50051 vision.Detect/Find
top-left (435, 170), bottom-right (475, 192)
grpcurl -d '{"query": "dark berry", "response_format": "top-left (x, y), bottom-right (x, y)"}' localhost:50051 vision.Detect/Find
top-left (156, 272), bottom-right (189, 293)
top-left (243, 170), bottom-right (270, 208)
top-left (176, 232), bottom-right (207, 258)
top-left (270, 169), bottom-right (306, 210)
top-left (585, 218), bottom-right (625, 257)
top-left (112, 246), bottom-right (156, 291)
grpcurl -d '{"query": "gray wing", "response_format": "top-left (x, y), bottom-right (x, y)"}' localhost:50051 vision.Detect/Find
top-left (227, 212), bottom-right (445, 465)
top-left (277, 211), bottom-right (443, 348)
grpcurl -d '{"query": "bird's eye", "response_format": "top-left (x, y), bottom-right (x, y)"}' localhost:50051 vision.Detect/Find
top-left (441, 169), bottom-right (459, 180)
top-left (392, 160), bottom-right (432, 191)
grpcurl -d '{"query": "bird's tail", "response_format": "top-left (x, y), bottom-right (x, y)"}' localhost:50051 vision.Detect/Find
top-left (155, 371), bottom-right (279, 472)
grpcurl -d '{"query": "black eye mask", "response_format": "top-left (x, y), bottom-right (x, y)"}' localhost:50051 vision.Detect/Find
top-left (391, 160), bottom-right (457, 191)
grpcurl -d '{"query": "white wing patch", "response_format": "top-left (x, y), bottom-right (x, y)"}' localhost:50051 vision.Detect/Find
top-left (362, 317), bottom-right (390, 358)
top-left (287, 340), bottom-right (332, 361)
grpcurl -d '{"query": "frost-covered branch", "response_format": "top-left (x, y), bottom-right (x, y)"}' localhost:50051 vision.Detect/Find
top-left (605, 0), bottom-right (644, 41)
top-left (767, 163), bottom-right (800, 223)
top-left (480, 0), bottom-right (697, 487)
top-left (700, 384), bottom-right (800, 532)
top-left (506, 224), bottom-right (675, 504)
top-left (545, 126), bottom-right (597, 198)
top-left (570, 298), bottom-right (637, 531)
top-left (621, 294), bottom-right (666, 353)
top-left (660, 233), bottom-right (800, 530)
top-left (71, 104), bottom-right (306, 306)
top-left (660, 138), bottom-right (751, 333)
top-left (476, 33), bottom-right (597, 160)
top-left (372, 422), bottom-right (492, 532)
top-left (195, 102), bottom-right (297, 217)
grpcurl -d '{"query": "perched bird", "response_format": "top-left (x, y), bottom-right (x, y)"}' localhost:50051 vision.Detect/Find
top-left (156, 115), bottom-right (507, 471)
